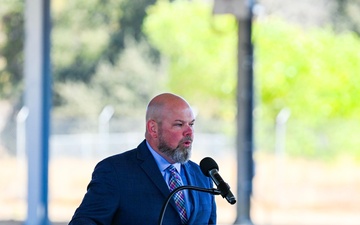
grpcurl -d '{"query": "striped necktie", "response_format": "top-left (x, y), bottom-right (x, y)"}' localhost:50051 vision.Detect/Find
top-left (167, 165), bottom-right (188, 224)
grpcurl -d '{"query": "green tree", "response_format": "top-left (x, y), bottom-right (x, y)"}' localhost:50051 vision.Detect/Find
top-left (52, 0), bottom-right (124, 83)
top-left (254, 19), bottom-right (360, 158)
top-left (143, 0), bottom-right (360, 158)
top-left (0, 0), bottom-right (158, 98)
top-left (331, 0), bottom-right (360, 35)
top-left (0, 0), bottom-right (162, 153)
top-left (104, 0), bottom-right (158, 65)
top-left (0, 0), bottom-right (24, 99)
top-left (144, 0), bottom-right (238, 125)
top-left (53, 39), bottom-right (165, 120)
top-left (255, 19), bottom-right (360, 123)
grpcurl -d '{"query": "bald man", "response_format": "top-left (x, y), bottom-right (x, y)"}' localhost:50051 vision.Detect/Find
top-left (69, 93), bottom-right (217, 225)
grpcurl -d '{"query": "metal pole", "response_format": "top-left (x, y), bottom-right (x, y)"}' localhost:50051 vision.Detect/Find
top-left (98, 105), bottom-right (115, 156)
top-left (275, 108), bottom-right (291, 158)
top-left (234, 0), bottom-right (254, 224)
top-left (16, 107), bottom-right (29, 162)
top-left (24, 0), bottom-right (52, 224)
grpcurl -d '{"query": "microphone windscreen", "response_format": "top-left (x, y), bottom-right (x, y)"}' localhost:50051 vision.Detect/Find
top-left (200, 157), bottom-right (219, 177)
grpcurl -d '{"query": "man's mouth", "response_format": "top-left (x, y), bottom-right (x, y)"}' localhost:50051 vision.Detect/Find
top-left (182, 139), bottom-right (192, 147)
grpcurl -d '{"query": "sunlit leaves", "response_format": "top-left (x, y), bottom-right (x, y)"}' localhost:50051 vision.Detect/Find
top-left (254, 18), bottom-right (360, 122)
top-left (144, 1), bottom-right (360, 157)
top-left (144, 0), bottom-right (237, 121)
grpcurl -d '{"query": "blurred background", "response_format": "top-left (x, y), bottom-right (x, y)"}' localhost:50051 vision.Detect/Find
top-left (1, 0), bottom-right (360, 224)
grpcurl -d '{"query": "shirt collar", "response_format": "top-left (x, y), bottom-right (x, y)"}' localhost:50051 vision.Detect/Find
top-left (146, 141), bottom-right (182, 174)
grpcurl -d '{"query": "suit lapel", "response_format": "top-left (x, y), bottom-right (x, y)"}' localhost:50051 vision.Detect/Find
top-left (184, 162), bottom-right (199, 224)
top-left (136, 141), bottom-right (170, 198)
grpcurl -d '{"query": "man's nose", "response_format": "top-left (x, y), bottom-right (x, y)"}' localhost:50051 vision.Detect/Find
top-left (184, 124), bottom-right (193, 136)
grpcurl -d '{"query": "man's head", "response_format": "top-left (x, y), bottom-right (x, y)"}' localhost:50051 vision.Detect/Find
top-left (145, 93), bottom-right (195, 164)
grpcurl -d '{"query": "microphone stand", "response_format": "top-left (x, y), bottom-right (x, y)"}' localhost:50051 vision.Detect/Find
top-left (158, 186), bottom-right (221, 225)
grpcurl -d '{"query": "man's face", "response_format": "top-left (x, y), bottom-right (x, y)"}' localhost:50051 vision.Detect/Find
top-left (157, 107), bottom-right (195, 164)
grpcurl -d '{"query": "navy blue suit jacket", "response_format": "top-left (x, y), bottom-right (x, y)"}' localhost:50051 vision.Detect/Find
top-left (69, 140), bottom-right (217, 225)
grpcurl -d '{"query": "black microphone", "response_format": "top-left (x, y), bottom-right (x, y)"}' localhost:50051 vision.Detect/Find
top-left (200, 157), bottom-right (236, 205)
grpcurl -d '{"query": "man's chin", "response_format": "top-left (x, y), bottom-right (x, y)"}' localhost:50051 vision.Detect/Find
top-left (179, 149), bottom-right (192, 164)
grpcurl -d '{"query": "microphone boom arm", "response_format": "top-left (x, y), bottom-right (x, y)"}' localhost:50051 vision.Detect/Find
top-left (158, 186), bottom-right (221, 225)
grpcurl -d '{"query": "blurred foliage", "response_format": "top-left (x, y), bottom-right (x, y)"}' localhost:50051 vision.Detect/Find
top-left (255, 18), bottom-right (360, 159)
top-left (52, 0), bottom-right (122, 83)
top-left (1, 0), bottom-right (360, 159)
top-left (0, 0), bottom-right (23, 99)
top-left (58, 0), bottom-right (158, 68)
top-left (144, 0), bottom-right (360, 159)
top-left (0, 0), bottom-right (159, 103)
top-left (52, 0), bottom-right (157, 83)
top-left (0, 0), bottom-right (161, 152)
top-left (53, 39), bottom-right (165, 120)
top-left (255, 19), bottom-right (360, 122)
top-left (105, 0), bottom-right (159, 64)
top-left (51, 0), bottom-right (164, 121)
top-left (144, 0), bottom-right (238, 125)
top-left (331, 0), bottom-right (360, 35)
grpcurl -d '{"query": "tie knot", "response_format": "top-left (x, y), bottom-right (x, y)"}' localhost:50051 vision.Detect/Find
top-left (167, 165), bottom-right (178, 174)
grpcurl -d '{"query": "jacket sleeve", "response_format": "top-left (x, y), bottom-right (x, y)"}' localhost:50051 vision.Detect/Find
top-left (69, 159), bottom-right (120, 225)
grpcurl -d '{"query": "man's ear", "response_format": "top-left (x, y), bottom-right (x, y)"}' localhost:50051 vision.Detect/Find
top-left (147, 120), bottom-right (158, 138)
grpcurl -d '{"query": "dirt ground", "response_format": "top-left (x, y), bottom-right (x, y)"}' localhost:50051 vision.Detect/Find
top-left (1, 153), bottom-right (360, 225)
